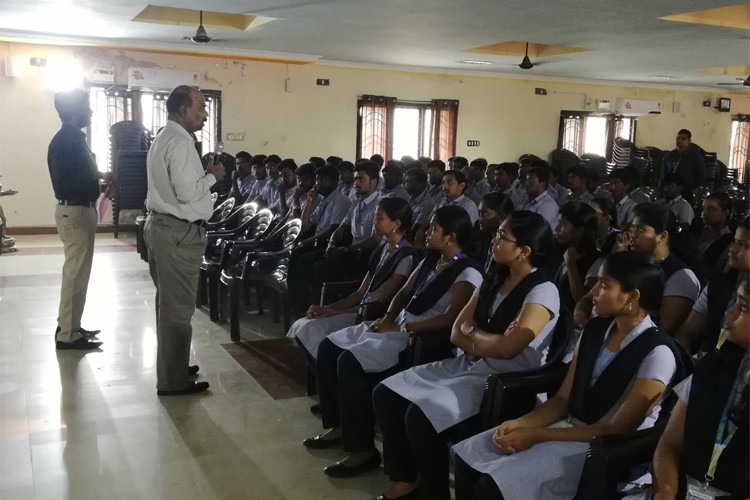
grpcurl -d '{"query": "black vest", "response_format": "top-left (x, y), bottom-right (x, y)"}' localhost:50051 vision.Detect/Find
top-left (703, 232), bottom-right (733, 270)
top-left (569, 316), bottom-right (687, 424)
top-left (660, 252), bottom-right (688, 281)
top-left (474, 270), bottom-right (550, 334)
top-left (405, 251), bottom-right (480, 316)
top-left (705, 271), bottom-right (745, 355)
top-left (683, 352), bottom-right (748, 497)
top-left (553, 249), bottom-right (600, 312)
top-left (366, 243), bottom-right (418, 293)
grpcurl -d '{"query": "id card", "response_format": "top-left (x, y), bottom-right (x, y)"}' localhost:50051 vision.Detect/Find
top-left (685, 476), bottom-right (731, 500)
top-left (396, 310), bottom-right (407, 326)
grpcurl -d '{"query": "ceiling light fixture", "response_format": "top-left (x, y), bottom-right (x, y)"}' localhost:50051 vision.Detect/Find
top-left (456, 60), bottom-right (493, 65)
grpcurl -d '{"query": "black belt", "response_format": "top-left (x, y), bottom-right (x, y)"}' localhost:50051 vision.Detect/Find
top-left (58, 200), bottom-right (96, 207)
top-left (149, 211), bottom-right (205, 227)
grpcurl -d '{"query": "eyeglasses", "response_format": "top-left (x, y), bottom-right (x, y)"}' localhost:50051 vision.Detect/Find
top-left (493, 232), bottom-right (517, 244)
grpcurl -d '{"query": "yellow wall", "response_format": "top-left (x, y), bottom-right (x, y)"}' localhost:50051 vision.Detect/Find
top-left (1, 41), bottom-right (748, 227)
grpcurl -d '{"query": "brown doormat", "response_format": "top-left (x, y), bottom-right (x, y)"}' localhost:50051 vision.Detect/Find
top-left (221, 338), bottom-right (308, 400)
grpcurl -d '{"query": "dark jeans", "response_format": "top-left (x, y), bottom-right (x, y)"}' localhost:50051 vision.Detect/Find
top-left (454, 454), bottom-right (504, 500)
top-left (372, 384), bottom-right (475, 500)
top-left (317, 338), bottom-right (401, 452)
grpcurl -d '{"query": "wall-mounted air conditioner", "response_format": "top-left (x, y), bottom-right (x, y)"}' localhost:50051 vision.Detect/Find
top-left (614, 98), bottom-right (661, 116)
top-left (127, 67), bottom-right (200, 91)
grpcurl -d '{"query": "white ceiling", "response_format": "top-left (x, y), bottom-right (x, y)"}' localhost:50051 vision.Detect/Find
top-left (2, 0), bottom-right (749, 89)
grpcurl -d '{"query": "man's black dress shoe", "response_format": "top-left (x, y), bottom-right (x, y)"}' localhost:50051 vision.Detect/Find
top-left (302, 434), bottom-right (341, 449)
top-left (56, 337), bottom-right (103, 350)
top-left (323, 450), bottom-right (381, 477)
top-left (188, 365), bottom-right (199, 377)
top-left (55, 326), bottom-right (100, 339)
top-left (310, 403), bottom-right (321, 415)
top-left (370, 488), bottom-right (419, 500)
top-left (157, 381), bottom-right (209, 396)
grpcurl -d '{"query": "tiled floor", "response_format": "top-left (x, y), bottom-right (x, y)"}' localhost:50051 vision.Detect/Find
top-left (0, 234), bottom-right (387, 499)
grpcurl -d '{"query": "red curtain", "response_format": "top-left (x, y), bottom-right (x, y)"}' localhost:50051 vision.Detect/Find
top-left (431, 99), bottom-right (459, 162)
top-left (357, 95), bottom-right (395, 159)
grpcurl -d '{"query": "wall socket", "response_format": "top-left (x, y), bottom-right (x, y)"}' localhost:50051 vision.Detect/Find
top-left (534, 87), bottom-right (547, 95)
top-left (316, 78), bottom-right (330, 86)
top-left (467, 140), bottom-right (480, 147)
top-left (226, 133), bottom-right (245, 141)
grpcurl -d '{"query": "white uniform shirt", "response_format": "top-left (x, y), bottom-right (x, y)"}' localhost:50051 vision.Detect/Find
top-left (146, 120), bottom-right (216, 222)
top-left (432, 194), bottom-right (479, 225)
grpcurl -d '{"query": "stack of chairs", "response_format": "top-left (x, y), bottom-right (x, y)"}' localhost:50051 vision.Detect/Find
top-left (109, 121), bottom-right (151, 238)
top-left (609, 137), bottom-right (634, 171)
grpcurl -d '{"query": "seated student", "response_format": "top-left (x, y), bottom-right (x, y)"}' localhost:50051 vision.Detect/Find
top-left (591, 196), bottom-right (620, 255)
top-left (229, 151), bottom-right (255, 203)
top-left (372, 211), bottom-right (559, 500)
top-left (656, 173), bottom-right (694, 227)
top-left (552, 201), bottom-right (600, 311)
top-left (464, 158), bottom-right (491, 202)
top-left (269, 158), bottom-right (298, 215)
top-left (256, 154), bottom-right (283, 206)
top-left (336, 160), bottom-right (356, 199)
top-left (451, 156), bottom-right (469, 172)
top-left (608, 168), bottom-right (639, 229)
top-left (675, 217), bottom-right (749, 356)
top-left (431, 169), bottom-right (479, 224)
top-left (288, 198), bottom-right (416, 360)
top-left (567, 164), bottom-right (594, 204)
top-left (309, 156), bottom-right (326, 169)
top-left (326, 155), bottom-right (343, 166)
top-left (453, 251), bottom-right (687, 500)
top-left (522, 166), bottom-right (559, 229)
top-left (306, 206), bottom-right (481, 477)
top-left (475, 192), bottom-right (514, 274)
top-left (288, 165), bottom-right (352, 314)
top-left (285, 163), bottom-right (317, 219)
top-left (485, 163), bottom-right (498, 192)
top-left (492, 162), bottom-right (522, 209)
top-left (381, 162), bottom-right (411, 201)
top-left (404, 167), bottom-right (436, 240)
top-left (616, 203), bottom-right (700, 334)
top-left (370, 154), bottom-right (385, 170)
top-left (244, 154), bottom-right (268, 201)
top-left (426, 160), bottom-right (447, 203)
top-left (646, 276), bottom-right (748, 500)
top-left (695, 191), bottom-right (734, 280)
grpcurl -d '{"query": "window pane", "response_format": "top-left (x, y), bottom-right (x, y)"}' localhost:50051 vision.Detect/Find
top-left (583, 116), bottom-right (608, 157)
top-left (617, 118), bottom-right (632, 139)
top-left (393, 106), bottom-right (420, 160)
top-left (421, 109), bottom-right (433, 158)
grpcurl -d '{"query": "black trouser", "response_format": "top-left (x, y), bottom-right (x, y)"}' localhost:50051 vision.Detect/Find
top-left (454, 454), bottom-right (504, 500)
top-left (288, 247), bottom-right (325, 314)
top-left (317, 338), bottom-right (401, 452)
top-left (372, 384), bottom-right (475, 500)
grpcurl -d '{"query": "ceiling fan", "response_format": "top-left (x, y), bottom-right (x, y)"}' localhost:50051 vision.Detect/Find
top-left (182, 11), bottom-right (221, 43)
top-left (717, 75), bottom-right (750, 87)
top-left (518, 42), bottom-right (535, 70)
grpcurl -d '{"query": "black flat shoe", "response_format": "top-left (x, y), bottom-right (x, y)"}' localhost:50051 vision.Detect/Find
top-left (310, 403), bottom-right (321, 415)
top-left (56, 337), bottom-right (103, 350)
top-left (157, 381), bottom-right (210, 396)
top-left (324, 450), bottom-right (381, 478)
top-left (188, 365), bottom-right (199, 377)
top-left (370, 488), bottom-right (419, 500)
top-left (302, 434), bottom-right (341, 449)
top-left (55, 326), bottom-right (100, 339)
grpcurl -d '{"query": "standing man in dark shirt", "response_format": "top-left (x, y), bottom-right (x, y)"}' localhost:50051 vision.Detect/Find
top-left (47, 89), bottom-right (105, 350)
top-left (662, 128), bottom-right (706, 205)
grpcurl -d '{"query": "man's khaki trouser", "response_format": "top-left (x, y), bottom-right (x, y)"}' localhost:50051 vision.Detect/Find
top-left (144, 212), bottom-right (205, 391)
top-left (55, 205), bottom-right (97, 343)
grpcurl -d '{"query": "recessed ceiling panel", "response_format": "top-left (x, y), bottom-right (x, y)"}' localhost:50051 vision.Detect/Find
top-left (659, 4), bottom-right (750, 30)
top-left (133, 5), bottom-right (274, 31)
top-left (465, 41), bottom-right (590, 58)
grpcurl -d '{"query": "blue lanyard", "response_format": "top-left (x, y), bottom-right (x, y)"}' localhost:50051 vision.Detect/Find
top-left (359, 237), bottom-right (406, 305)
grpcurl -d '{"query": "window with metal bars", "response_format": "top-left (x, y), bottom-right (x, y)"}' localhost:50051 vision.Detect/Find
top-left (88, 85), bottom-right (221, 172)
top-left (557, 111), bottom-right (636, 159)
top-left (729, 114), bottom-right (749, 184)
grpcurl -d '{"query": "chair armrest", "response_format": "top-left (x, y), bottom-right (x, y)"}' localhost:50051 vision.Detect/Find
top-left (403, 330), bottom-right (454, 367)
top-left (575, 422), bottom-right (667, 500)
top-left (360, 302), bottom-right (390, 321)
top-left (250, 249), bottom-right (292, 261)
top-left (478, 361), bottom-right (568, 431)
top-left (320, 280), bottom-right (361, 306)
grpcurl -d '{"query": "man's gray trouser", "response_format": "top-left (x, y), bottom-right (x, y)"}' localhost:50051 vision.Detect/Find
top-left (144, 212), bottom-right (205, 391)
top-left (55, 205), bottom-right (97, 343)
